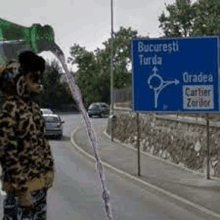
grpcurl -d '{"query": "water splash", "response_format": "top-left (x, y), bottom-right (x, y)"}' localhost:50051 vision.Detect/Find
top-left (49, 43), bottom-right (113, 220)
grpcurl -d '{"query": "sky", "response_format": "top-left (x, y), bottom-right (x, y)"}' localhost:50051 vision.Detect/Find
top-left (0, 0), bottom-right (196, 71)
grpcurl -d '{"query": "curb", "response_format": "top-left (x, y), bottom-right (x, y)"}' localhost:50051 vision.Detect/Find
top-left (71, 125), bottom-right (220, 219)
top-left (103, 131), bottom-right (220, 180)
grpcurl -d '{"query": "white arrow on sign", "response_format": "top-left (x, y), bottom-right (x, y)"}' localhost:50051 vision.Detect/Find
top-left (148, 67), bottom-right (180, 108)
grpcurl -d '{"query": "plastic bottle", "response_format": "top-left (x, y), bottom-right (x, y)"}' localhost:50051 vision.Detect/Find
top-left (0, 18), bottom-right (55, 71)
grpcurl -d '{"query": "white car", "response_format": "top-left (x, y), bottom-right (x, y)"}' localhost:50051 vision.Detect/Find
top-left (40, 108), bottom-right (53, 115)
top-left (43, 114), bottom-right (64, 139)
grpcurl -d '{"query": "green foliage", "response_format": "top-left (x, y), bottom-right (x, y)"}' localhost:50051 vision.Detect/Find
top-left (158, 0), bottom-right (220, 37)
top-left (68, 26), bottom-right (136, 107)
top-left (101, 27), bottom-right (134, 89)
top-left (158, 0), bottom-right (195, 37)
top-left (193, 0), bottom-right (220, 36)
top-left (34, 59), bottom-right (75, 110)
top-left (68, 44), bottom-right (102, 107)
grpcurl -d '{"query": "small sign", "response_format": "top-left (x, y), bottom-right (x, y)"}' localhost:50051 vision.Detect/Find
top-left (183, 85), bottom-right (214, 110)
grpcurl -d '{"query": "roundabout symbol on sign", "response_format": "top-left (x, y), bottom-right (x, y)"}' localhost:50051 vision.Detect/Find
top-left (148, 67), bottom-right (180, 108)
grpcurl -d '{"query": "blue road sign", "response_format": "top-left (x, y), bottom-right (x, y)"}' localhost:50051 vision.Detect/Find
top-left (131, 36), bottom-right (220, 113)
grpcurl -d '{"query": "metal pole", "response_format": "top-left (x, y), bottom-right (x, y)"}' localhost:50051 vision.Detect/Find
top-left (206, 113), bottom-right (210, 179)
top-left (137, 112), bottom-right (141, 176)
top-left (110, 0), bottom-right (114, 142)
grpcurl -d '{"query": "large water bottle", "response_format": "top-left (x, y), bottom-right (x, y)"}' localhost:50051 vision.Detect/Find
top-left (0, 18), bottom-right (55, 71)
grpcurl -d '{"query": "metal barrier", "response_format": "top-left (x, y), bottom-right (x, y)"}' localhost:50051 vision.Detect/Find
top-left (113, 104), bottom-right (220, 128)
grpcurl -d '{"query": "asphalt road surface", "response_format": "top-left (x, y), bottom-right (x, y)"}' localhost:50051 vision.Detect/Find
top-left (0, 113), bottom-right (216, 219)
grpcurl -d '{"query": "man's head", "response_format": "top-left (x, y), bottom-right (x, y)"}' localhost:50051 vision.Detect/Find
top-left (0, 51), bottom-right (45, 96)
top-left (18, 51), bottom-right (45, 95)
top-left (19, 51), bottom-right (45, 75)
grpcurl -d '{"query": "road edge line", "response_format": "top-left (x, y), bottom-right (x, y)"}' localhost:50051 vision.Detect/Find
top-left (71, 126), bottom-right (220, 219)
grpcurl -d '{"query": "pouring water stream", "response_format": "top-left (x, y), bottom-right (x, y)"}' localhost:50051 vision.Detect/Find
top-left (48, 43), bottom-right (113, 220)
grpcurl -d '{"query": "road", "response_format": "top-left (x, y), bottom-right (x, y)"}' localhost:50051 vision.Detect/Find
top-left (0, 113), bottom-right (215, 219)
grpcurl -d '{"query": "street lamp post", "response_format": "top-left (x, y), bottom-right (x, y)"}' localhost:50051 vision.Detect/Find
top-left (110, 0), bottom-right (114, 142)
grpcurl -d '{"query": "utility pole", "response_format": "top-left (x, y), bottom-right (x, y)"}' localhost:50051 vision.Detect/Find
top-left (110, 0), bottom-right (114, 142)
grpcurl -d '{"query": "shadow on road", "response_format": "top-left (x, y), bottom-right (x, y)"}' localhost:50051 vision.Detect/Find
top-left (61, 135), bottom-right (71, 141)
top-left (46, 135), bottom-right (70, 141)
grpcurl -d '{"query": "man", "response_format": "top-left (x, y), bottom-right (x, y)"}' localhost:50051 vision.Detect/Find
top-left (0, 51), bottom-right (55, 219)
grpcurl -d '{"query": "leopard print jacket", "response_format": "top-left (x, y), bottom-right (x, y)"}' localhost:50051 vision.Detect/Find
top-left (0, 62), bottom-right (54, 193)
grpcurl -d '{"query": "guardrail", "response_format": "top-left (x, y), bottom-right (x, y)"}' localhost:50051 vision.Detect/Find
top-left (113, 104), bottom-right (220, 128)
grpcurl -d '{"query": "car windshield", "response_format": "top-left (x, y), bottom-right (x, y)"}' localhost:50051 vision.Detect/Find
top-left (43, 116), bottom-right (59, 122)
top-left (89, 104), bottom-right (99, 109)
top-left (41, 109), bottom-right (53, 114)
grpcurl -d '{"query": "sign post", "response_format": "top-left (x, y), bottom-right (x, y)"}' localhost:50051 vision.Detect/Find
top-left (206, 113), bottom-right (210, 179)
top-left (131, 36), bottom-right (219, 178)
top-left (136, 112), bottom-right (141, 176)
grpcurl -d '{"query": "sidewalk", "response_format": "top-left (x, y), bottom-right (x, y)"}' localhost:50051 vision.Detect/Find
top-left (72, 121), bottom-right (220, 218)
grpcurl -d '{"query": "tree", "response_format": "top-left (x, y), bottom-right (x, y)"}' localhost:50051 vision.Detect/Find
top-left (192, 0), bottom-right (220, 36)
top-left (67, 27), bottom-right (139, 107)
top-left (158, 0), bottom-right (196, 37)
top-left (94, 47), bottom-right (111, 104)
top-left (158, 0), bottom-right (220, 38)
top-left (34, 59), bottom-right (75, 110)
top-left (101, 27), bottom-right (135, 89)
top-left (68, 44), bottom-right (102, 107)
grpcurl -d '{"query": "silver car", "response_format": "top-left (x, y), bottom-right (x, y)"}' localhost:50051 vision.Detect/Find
top-left (88, 102), bottom-right (110, 118)
top-left (43, 114), bottom-right (64, 139)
